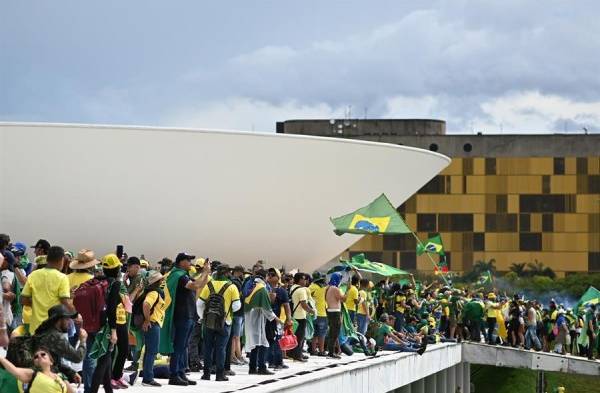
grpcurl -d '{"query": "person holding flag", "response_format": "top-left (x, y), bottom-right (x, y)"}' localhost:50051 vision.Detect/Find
top-left (159, 252), bottom-right (210, 386)
top-left (416, 234), bottom-right (447, 274)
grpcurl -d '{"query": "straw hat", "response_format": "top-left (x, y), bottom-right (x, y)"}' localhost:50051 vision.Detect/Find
top-left (147, 271), bottom-right (164, 286)
top-left (69, 249), bottom-right (101, 270)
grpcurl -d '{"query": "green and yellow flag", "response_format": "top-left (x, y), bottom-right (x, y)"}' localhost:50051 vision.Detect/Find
top-left (416, 234), bottom-right (445, 256)
top-left (159, 267), bottom-right (188, 355)
top-left (330, 194), bottom-right (411, 235)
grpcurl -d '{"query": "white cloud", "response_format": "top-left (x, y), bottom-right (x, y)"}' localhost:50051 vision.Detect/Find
top-left (162, 97), bottom-right (341, 132)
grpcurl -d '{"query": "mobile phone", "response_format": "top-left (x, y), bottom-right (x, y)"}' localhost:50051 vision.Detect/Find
top-left (116, 245), bottom-right (124, 259)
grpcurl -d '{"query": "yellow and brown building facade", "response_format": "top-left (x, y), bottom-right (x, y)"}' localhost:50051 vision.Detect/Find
top-left (279, 120), bottom-right (600, 276)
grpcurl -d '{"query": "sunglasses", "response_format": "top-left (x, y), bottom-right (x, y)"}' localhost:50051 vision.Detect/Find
top-left (33, 352), bottom-right (48, 360)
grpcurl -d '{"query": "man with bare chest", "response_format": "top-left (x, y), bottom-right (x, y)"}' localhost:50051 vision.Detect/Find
top-left (325, 273), bottom-right (346, 358)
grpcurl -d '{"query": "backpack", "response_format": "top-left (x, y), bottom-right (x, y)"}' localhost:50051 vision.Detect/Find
top-left (73, 278), bottom-right (110, 333)
top-left (131, 290), bottom-right (161, 329)
top-left (6, 335), bottom-right (35, 367)
top-left (203, 281), bottom-right (231, 332)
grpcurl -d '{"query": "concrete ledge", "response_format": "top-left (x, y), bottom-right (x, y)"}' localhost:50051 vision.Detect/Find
top-left (462, 342), bottom-right (600, 377)
top-left (241, 343), bottom-right (462, 393)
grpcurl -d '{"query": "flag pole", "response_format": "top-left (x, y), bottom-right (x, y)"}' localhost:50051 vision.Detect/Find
top-left (410, 232), bottom-right (450, 286)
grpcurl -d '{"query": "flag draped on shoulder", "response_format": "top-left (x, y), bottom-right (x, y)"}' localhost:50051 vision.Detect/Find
top-left (330, 194), bottom-right (411, 235)
top-left (244, 280), bottom-right (271, 312)
top-left (159, 267), bottom-right (187, 355)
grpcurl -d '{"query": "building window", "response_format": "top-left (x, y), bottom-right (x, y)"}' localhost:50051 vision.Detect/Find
top-left (553, 157), bottom-right (565, 175)
top-left (383, 235), bottom-right (402, 251)
top-left (589, 252), bottom-right (600, 272)
top-left (519, 214), bottom-right (531, 232)
top-left (438, 214), bottom-right (473, 232)
top-left (496, 195), bottom-right (508, 213)
top-left (485, 214), bottom-right (518, 232)
top-left (576, 157), bottom-right (588, 174)
top-left (542, 214), bottom-right (554, 232)
top-left (520, 194), bottom-right (576, 213)
top-left (589, 175), bottom-right (600, 193)
top-left (417, 214), bottom-right (437, 232)
top-left (473, 233), bottom-right (485, 251)
top-left (485, 158), bottom-right (497, 175)
top-left (463, 158), bottom-right (473, 175)
top-left (520, 233), bottom-right (542, 251)
top-left (542, 175), bottom-right (550, 194)
top-left (419, 176), bottom-right (447, 194)
top-left (400, 252), bottom-right (416, 270)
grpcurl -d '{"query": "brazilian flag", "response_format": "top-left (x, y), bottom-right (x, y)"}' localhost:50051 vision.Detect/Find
top-left (330, 194), bottom-right (411, 235)
top-left (416, 234), bottom-right (445, 256)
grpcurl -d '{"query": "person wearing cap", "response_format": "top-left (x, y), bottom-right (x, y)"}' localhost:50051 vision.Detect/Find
top-left (21, 246), bottom-right (72, 336)
top-left (34, 304), bottom-right (87, 384)
top-left (159, 252), bottom-right (210, 386)
top-left (197, 264), bottom-right (241, 381)
top-left (83, 253), bottom-right (122, 393)
top-left (308, 271), bottom-right (328, 356)
top-left (124, 257), bottom-right (144, 299)
top-left (10, 241), bottom-right (33, 276)
top-left (31, 239), bottom-right (51, 261)
top-left (139, 271), bottom-right (166, 387)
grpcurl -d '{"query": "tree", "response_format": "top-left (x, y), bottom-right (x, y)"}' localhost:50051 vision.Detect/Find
top-left (509, 263), bottom-right (527, 276)
top-left (525, 259), bottom-right (555, 278)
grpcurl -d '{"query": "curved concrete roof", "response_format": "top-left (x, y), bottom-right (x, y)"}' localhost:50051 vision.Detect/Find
top-left (0, 122), bottom-right (450, 271)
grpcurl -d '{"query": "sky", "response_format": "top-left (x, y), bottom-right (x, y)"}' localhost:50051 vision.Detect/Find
top-left (1, 1), bottom-right (599, 133)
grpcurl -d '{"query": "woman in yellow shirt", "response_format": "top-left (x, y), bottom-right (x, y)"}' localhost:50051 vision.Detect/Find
top-left (140, 271), bottom-right (166, 387)
top-left (0, 346), bottom-right (75, 393)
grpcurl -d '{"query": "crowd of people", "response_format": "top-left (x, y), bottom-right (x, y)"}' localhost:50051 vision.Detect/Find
top-left (0, 233), bottom-right (598, 393)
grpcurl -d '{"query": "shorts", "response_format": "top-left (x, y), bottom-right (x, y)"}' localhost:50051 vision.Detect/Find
top-left (231, 315), bottom-right (244, 337)
top-left (314, 317), bottom-right (328, 338)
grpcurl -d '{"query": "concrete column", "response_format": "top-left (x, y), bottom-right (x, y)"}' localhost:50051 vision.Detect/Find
top-left (411, 378), bottom-right (425, 393)
top-left (436, 369), bottom-right (447, 393)
top-left (455, 362), bottom-right (464, 393)
top-left (425, 374), bottom-right (437, 393)
top-left (462, 362), bottom-right (471, 393)
top-left (447, 365), bottom-right (457, 393)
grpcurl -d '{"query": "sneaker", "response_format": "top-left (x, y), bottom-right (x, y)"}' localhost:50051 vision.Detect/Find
top-left (257, 368), bottom-right (275, 375)
top-left (111, 380), bottom-right (123, 389)
top-left (225, 369), bottom-right (236, 376)
top-left (291, 356), bottom-right (308, 362)
top-left (302, 355), bottom-right (309, 360)
top-left (182, 376), bottom-right (197, 386)
top-left (249, 368), bottom-right (257, 374)
top-left (141, 380), bottom-right (161, 387)
top-left (124, 364), bottom-right (138, 372)
top-left (127, 371), bottom-right (138, 386)
top-left (216, 375), bottom-right (229, 382)
top-left (200, 374), bottom-right (211, 381)
top-left (168, 376), bottom-right (188, 386)
top-left (116, 378), bottom-right (129, 389)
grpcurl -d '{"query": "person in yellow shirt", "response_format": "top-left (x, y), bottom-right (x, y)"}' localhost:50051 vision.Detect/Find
top-left (485, 293), bottom-right (500, 344)
top-left (0, 346), bottom-right (75, 393)
top-left (289, 273), bottom-right (314, 361)
top-left (309, 271), bottom-right (327, 355)
top-left (344, 274), bottom-right (361, 323)
top-left (393, 285), bottom-right (407, 332)
top-left (197, 264), bottom-right (241, 381)
top-left (67, 250), bottom-right (98, 292)
top-left (21, 246), bottom-right (72, 335)
top-left (356, 278), bottom-right (371, 335)
top-left (139, 271), bottom-right (166, 386)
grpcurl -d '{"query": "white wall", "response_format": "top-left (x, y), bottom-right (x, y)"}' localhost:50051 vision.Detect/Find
top-left (0, 123), bottom-right (450, 271)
